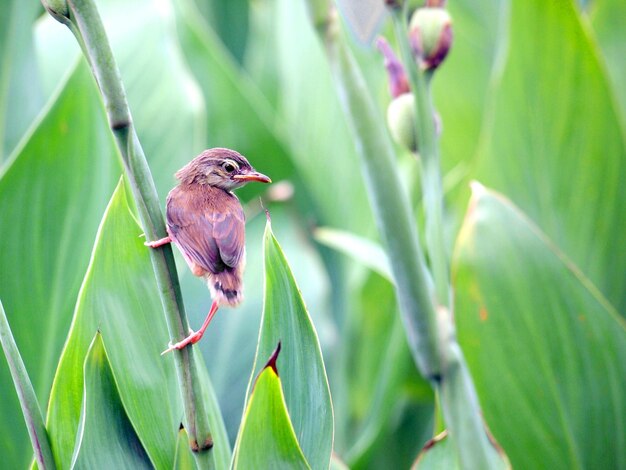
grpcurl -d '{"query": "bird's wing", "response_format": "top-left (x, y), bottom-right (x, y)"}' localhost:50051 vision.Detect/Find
top-left (166, 188), bottom-right (245, 274)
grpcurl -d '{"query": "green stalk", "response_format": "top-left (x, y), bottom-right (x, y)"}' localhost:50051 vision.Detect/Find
top-left (390, 5), bottom-right (449, 307)
top-left (42, 0), bottom-right (213, 465)
top-left (325, 15), bottom-right (441, 380)
top-left (387, 3), bottom-right (507, 468)
top-left (322, 5), bottom-right (507, 469)
top-left (0, 301), bottom-right (56, 469)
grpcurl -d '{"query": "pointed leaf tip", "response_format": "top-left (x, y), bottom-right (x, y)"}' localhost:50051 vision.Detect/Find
top-left (263, 341), bottom-right (282, 375)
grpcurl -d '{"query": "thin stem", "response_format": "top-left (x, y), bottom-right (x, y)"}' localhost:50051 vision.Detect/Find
top-left (390, 6), bottom-right (450, 308)
top-left (388, 5), bottom-right (505, 469)
top-left (325, 14), bottom-right (442, 380)
top-left (45, 0), bottom-right (213, 464)
top-left (0, 301), bottom-right (56, 469)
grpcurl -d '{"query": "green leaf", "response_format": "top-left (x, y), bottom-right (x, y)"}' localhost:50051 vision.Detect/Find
top-left (241, 220), bottom-right (333, 470)
top-left (413, 431), bottom-right (459, 469)
top-left (233, 357), bottom-right (310, 470)
top-left (591, 0), bottom-right (626, 124)
top-left (476, 0), bottom-right (626, 315)
top-left (192, 0), bottom-right (250, 64)
top-left (0, 61), bottom-right (119, 469)
top-left (71, 332), bottom-right (151, 469)
top-left (313, 227), bottom-right (391, 281)
top-left (0, 300), bottom-right (55, 469)
top-left (434, 0), bottom-right (505, 174)
top-left (411, 429), bottom-right (508, 470)
top-left (46, 180), bottom-right (229, 469)
top-left (0, 0), bottom-right (44, 159)
top-left (173, 428), bottom-right (197, 470)
top-left (453, 184), bottom-right (626, 469)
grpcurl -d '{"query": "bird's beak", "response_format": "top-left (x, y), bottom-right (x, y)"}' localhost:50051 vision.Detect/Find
top-left (233, 171), bottom-right (272, 184)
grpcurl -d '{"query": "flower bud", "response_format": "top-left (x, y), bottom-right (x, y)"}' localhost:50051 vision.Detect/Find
top-left (376, 36), bottom-right (409, 98)
top-left (409, 7), bottom-right (453, 70)
top-left (387, 93), bottom-right (417, 152)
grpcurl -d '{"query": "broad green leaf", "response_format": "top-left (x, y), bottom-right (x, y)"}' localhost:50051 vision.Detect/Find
top-left (591, 0), bottom-right (626, 124)
top-left (0, 61), bottom-right (119, 469)
top-left (476, 0), bottom-right (626, 315)
top-left (71, 333), bottom-right (151, 469)
top-left (233, 360), bottom-right (310, 470)
top-left (454, 184), bottom-right (626, 469)
top-left (35, 0), bottom-right (205, 201)
top-left (0, 0), bottom-right (44, 160)
top-left (46, 180), bottom-right (228, 469)
top-left (173, 428), bottom-right (197, 470)
top-left (243, 220), bottom-right (333, 470)
top-left (0, 300), bottom-right (54, 469)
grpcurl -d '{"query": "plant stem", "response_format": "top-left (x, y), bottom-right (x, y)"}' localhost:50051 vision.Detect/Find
top-left (318, 3), bottom-right (506, 467)
top-left (390, 6), bottom-right (450, 308)
top-left (43, 0), bottom-right (213, 464)
top-left (0, 301), bottom-right (56, 470)
top-left (388, 4), bottom-right (506, 468)
top-left (325, 13), bottom-right (442, 380)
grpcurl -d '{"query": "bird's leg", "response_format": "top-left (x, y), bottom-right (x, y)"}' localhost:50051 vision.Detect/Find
top-left (161, 300), bottom-right (219, 355)
top-left (145, 236), bottom-right (172, 248)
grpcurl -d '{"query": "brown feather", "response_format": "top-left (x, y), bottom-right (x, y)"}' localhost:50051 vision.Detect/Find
top-left (166, 184), bottom-right (245, 306)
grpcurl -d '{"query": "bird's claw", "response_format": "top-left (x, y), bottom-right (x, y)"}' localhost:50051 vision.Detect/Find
top-left (160, 329), bottom-right (203, 355)
top-left (145, 236), bottom-right (172, 249)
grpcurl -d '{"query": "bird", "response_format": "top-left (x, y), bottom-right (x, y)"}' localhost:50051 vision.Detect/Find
top-left (145, 148), bottom-right (271, 354)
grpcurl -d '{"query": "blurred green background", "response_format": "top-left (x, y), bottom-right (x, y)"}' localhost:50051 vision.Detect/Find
top-left (1, 0), bottom-right (625, 468)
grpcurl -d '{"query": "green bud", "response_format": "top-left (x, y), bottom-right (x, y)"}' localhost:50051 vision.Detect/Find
top-left (387, 93), bottom-right (417, 152)
top-left (409, 7), bottom-right (453, 70)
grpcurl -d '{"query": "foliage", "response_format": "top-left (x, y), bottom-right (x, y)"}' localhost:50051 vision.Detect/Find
top-left (0, 0), bottom-right (624, 468)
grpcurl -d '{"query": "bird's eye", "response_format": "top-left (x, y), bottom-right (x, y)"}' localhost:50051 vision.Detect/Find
top-left (222, 160), bottom-right (238, 173)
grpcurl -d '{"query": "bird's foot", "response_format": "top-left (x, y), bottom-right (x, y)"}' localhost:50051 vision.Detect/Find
top-left (161, 329), bottom-right (204, 355)
top-left (145, 236), bottom-right (172, 248)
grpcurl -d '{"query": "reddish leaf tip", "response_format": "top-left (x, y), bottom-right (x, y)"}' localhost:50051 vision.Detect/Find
top-left (263, 341), bottom-right (282, 376)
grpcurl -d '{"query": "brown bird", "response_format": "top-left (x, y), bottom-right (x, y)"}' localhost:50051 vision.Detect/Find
top-left (146, 148), bottom-right (271, 354)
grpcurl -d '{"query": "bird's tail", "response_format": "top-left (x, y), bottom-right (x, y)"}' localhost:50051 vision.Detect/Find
top-left (208, 271), bottom-right (243, 306)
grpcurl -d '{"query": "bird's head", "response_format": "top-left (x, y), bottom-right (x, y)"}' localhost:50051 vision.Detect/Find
top-left (175, 148), bottom-right (271, 191)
